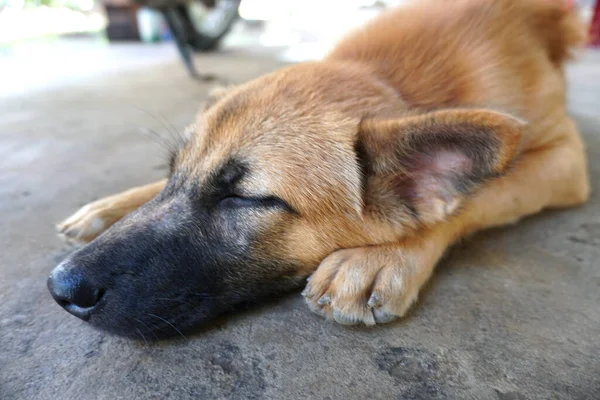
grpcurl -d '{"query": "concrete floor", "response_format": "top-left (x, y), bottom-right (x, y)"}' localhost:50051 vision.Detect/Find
top-left (0, 41), bottom-right (599, 399)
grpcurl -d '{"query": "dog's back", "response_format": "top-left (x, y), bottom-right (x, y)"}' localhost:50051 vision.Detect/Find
top-left (328, 0), bottom-right (586, 146)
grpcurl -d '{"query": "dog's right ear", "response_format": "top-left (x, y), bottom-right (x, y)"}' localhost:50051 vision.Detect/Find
top-left (201, 85), bottom-right (237, 112)
top-left (356, 109), bottom-right (524, 226)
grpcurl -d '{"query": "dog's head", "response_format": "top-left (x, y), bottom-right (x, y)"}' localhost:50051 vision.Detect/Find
top-left (48, 62), bottom-right (523, 338)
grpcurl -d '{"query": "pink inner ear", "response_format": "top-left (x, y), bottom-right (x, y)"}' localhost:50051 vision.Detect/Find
top-left (390, 147), bottom-right (477, 223)
top-left (408, 149), bottom-right (473, 204)
top-left (414, 149), bottom-right (473, 176)
top-left (430, 149), bottom-right (473, 175)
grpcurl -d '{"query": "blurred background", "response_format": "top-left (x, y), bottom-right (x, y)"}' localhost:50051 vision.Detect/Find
top-left (1, 0), bottom-right (597, 97)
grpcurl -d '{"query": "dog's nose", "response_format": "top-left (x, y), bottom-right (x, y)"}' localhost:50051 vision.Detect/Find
top-left (47, 262), bottom-right (104, 321)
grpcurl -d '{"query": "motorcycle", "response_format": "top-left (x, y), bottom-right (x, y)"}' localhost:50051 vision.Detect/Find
top-left (138, 0), bottom-right (242, 79)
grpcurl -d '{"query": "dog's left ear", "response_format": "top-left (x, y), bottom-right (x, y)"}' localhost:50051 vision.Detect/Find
top-left (357, 109), bottom-right (524, 225)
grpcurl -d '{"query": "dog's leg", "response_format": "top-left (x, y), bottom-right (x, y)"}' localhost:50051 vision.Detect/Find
top-left (304, 119), bottom-right (589, 325)
top-left (57, 179), bottom-right (167, 244)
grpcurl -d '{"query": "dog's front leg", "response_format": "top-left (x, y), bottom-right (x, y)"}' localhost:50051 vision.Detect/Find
top-left (302, 226), bottom-right (453, 325)
top-left (57, 179), bottom-right (167, 244)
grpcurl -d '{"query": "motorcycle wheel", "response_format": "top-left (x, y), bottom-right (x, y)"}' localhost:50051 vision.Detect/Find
top-left (184, 0), bottom-right (241, 51)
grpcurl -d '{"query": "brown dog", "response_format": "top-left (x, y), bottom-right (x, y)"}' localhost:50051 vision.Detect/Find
top-left (49, 0), bottom-right (589, 337)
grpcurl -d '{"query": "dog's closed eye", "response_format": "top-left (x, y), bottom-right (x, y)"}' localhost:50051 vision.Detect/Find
top-left (219, 195), bottom-right (295, 213)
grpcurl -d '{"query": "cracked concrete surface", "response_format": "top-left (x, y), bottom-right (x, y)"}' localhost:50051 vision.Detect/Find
top-left (0, 44), bottom-right (599, 400)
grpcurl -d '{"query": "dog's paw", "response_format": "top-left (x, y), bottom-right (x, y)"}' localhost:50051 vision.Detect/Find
top-left (302, 247), bottom-right (422, 326)
top-left (56, 200), bottom-right (121, 244)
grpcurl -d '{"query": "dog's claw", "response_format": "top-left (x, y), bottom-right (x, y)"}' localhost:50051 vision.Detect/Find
top-left (367, 292), bottom-right (382, 308)
top-left (301, 287), bottom-right (309, 297)
top-left (317, 294), bottom-right (331, 305)
top-left (333, 310), bottom-right (359, 325)
top-left (373, 309), bottom-right (397, 324)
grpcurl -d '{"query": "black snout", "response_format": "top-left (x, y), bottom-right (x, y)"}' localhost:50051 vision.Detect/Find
top-left (45, 183), bottom-right (303, 339)
top-left (47, 261), bottom-right (104, 321)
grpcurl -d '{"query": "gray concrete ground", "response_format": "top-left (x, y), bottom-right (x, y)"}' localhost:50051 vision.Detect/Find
top-left (0, 41), bottom-right (599, 400)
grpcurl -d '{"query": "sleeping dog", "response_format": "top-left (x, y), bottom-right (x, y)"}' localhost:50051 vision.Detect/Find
top-left (48, 0), bottom-right (590, 338)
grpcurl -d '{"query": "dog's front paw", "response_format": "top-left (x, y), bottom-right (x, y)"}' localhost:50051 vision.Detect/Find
top-left (302, 246), bottom-right (424, 326)
top-left (56, 200), bottom-right (121, 244)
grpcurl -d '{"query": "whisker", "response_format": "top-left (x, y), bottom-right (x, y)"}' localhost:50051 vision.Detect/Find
top-left (147, 313), bottom-right (187, 340)
top-left (155, 297), bottom-right (196, 308)
top-left (130, 105), bottom-right (185, 149)
top-left (134, 317), bottom-right (160, 341)
top-left (136, 125), bottom-right (176, 153)
top-left (145, 320), bottom-right (163, 340)
top-left (155, 112), bottom-right (186, 148)
top-left (189, 293), bottom-right (222, 301)
top-left (135, 327), bottom-right (149, 345)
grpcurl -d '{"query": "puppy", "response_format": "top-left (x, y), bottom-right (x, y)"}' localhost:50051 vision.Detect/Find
top-left (49, 0), bottom-right (589, 338)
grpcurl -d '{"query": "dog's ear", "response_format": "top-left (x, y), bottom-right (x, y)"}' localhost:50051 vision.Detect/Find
top-left (357, 109), bottom-right (524, 225)
top-left (201, 85), bottom-right (237, 112)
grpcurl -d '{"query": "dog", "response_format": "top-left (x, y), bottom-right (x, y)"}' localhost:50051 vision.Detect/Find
top-left (48, 0), bottom-right (590, 338)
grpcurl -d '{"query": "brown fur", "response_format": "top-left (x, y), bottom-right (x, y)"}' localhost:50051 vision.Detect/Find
top-left (58, 0), bottom-right (589, 326)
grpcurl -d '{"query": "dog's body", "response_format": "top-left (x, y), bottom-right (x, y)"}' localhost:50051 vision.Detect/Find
top-left (50, 0), bottom-right (589, 337)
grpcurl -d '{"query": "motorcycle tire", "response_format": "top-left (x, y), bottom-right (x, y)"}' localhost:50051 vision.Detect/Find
top-left (182, 0), bottom-right (241, 52)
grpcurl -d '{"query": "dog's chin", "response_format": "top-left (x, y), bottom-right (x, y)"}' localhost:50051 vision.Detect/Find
top-left (86, 279), bottom-right (306, 340)
top-left (90, 318), bottom-right (204, 341)
top-left (82, 295), bottom-right (233, 340)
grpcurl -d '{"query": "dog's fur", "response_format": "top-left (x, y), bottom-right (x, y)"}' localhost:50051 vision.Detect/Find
top-left (52, 0), bottom-right (589, 337)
